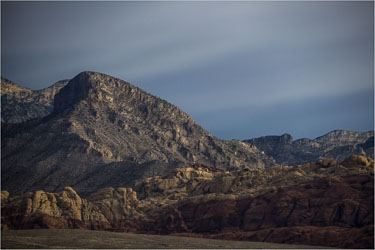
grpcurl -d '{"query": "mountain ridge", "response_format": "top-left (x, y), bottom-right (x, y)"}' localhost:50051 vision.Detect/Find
top-left (2, 71), bottom-right (373, 195)
top-left (1, 72), bottom-right (374, 248)
top-left (244, 130), bottom-right (374, 165)
top-left (1, 71), bottom-right (275, 196)
top-left (1, 77), bottom-right (68, 123)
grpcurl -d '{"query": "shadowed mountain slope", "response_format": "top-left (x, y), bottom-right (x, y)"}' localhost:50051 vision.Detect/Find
top-left (244, 130), bottom-right (374, 166)
top-left (1, 71), bottom-right (275, 196)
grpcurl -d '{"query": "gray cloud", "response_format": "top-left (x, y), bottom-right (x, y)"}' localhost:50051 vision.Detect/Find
top-left (1, 1), bottom-right (373, 139)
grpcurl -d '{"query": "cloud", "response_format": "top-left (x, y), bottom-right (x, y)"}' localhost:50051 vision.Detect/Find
top-left (1, 1), bottom-right (373, 139)
top-left (3, 2), bottom-right (372, 84)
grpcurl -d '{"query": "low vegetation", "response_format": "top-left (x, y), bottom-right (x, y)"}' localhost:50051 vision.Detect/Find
top-left (1, 229), bottom-right (327, 249)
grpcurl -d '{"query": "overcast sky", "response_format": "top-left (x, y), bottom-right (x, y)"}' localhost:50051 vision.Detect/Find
top-left (1, 1), bottom-right (374, 140)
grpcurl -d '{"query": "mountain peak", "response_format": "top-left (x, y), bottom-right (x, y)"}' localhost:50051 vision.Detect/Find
top-left (53, 71), bottom-right (123, 113)
top-left (2, 72), bottom-right (275, 195)
top-left (53, 71), bottom-right (194, 129)
top-left (53, 71), bottom-right (173, 117)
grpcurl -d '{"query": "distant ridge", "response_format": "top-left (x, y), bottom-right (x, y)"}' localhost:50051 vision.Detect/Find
top-left (244, 130), bottom-right (374, 165)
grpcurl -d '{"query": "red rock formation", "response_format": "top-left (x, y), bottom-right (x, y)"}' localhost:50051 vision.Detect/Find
top-left (2, 157), bottom-right (374, 248)
top-left (151, 175), bottom-right (373, 248)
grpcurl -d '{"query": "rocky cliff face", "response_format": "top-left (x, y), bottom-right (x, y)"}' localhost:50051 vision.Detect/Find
top-left (1, 77), bottom-right (68, 123)
top-left (2, 156), bottom-right (373, 249)
top-left (244, 130), bottom-right (374, 165)
top-left (1, 71), bottom-right (275, 196)
top-left (1, 186), bottom-right (141, 231)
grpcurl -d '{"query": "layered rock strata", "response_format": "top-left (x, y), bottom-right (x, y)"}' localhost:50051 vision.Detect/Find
top-left (2, 156), bottom-right (373, 248)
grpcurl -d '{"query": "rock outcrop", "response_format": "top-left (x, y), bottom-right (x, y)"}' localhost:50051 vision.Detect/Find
top-left (1, 186), bottom-right (141, 232)
top-left (244, 130), bottom-right (374, 165)
top-left (1, 77), bottom-right (68, 123)
top-left (160, 173), bottom-right (373, 249)
top-left (2, 72), bottom-right (275, 196)
top-left (2, 156), bottom-right (373, 248)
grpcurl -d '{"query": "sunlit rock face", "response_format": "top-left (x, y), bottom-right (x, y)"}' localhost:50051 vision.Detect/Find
top-left (2, 156), bottom-right (373, 249)
top-left (244, 130), bottom-right (374, 165)
top-left (1, 71), bottom-right (274, 196)
top-left (1, 77), bottom-right (68, 123)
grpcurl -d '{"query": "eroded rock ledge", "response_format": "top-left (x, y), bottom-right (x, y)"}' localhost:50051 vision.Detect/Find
top-left (2, 156), bottom-right (374, 248)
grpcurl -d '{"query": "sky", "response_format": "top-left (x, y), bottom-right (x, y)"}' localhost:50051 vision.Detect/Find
top-left (1, 1), bottom-right (374, 140)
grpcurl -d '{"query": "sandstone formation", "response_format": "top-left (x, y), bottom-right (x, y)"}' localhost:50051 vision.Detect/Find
top-left (2, 156), bottom-right (373, 248)
top-left (2, 71), bottom-right (275, 196)
top-left (1, 187), bottom-right (141, 232)
top-left (244, 130), bottom-right (374, 165)
top-left (1, 77), bottom-right (68, 123)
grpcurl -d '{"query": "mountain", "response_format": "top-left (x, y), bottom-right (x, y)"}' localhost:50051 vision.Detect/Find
top-left (1, 77), bottom-right (68, 123)
top-left (1, 71), bottom-right (275, 196)
top-left (243, 130), bottom-right (374, 166)
top-left (2, 155), bottom-right (373, 249)
top-left (2, 72), bottom-right (373, 248)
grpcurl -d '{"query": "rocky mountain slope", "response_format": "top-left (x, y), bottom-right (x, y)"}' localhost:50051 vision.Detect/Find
top-left (1, 71), bottom-right (275, 196)
top-left (244, 130), bottom-right (374, 165)
top-left (2, 155), bottom-right (373, 249)
top-left (1, 77), bottom-right (68, 123)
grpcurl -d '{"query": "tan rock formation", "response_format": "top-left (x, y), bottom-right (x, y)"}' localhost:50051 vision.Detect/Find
top-left (1, 186), bottom-right (140, 232)
top-left (2, 156), bottom-right (373, 248)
